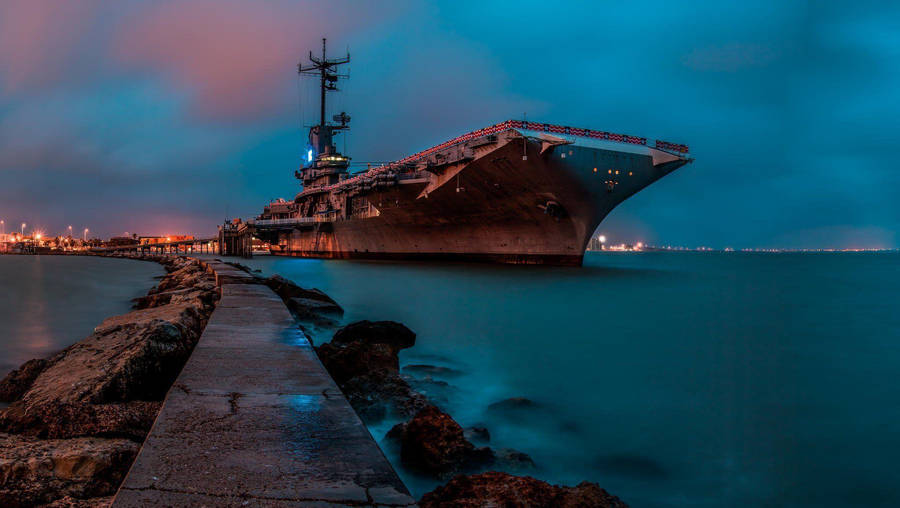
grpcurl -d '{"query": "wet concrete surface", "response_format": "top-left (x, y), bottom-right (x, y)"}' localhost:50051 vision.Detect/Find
top-left (113, 260), bottom-right (415, 507)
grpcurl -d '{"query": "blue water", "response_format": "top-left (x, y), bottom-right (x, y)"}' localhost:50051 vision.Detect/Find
top-left (0, 255), bottom-right (163, 374)
top-left (216, 251), bottom-right (900, 507)
top-left (3, 252), bottom-right (899, 506)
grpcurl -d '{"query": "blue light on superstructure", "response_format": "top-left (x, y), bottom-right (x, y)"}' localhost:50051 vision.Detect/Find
top-left (307, 149), bottom-right (313, 163)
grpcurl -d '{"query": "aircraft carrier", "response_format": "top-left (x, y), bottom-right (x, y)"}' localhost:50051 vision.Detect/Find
top-left (247, 39), bottom-right (692, 266)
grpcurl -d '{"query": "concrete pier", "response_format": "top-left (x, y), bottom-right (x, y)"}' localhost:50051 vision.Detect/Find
top-left (113, 260), bottom-right (415, 506)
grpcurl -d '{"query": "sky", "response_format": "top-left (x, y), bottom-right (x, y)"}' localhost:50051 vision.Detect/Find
top-left (0, 0), bottom-right (897, 248)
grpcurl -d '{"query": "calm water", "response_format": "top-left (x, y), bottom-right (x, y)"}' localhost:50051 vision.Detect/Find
top-left (3, 252), bottom-right (899, 506)
top-left (215, 251), bottom-right (900, 507)
top-left (0, 256), bottom-right (163, 374)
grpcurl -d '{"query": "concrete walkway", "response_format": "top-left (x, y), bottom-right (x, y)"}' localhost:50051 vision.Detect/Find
top-left (113, 261), bottom-right (415, 507)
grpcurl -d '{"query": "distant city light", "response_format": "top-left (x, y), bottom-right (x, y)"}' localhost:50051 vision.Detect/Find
top-left (598, 235), bottom-right (606, 243)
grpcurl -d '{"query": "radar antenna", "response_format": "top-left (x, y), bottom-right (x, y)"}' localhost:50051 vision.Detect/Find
top-left (296, 38), bottom-right (352, 188)
top-left (299, 38), bottom-right (350, 130)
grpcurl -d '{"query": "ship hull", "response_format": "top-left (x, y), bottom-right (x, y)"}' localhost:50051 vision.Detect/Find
top-left (255, 131), bottom-right (688, 266)
top-left (272, 249), bottom-right (583, 266)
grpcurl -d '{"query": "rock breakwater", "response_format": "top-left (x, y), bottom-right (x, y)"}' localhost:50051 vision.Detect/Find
top-left (312, 316), bottom-right (627, 506)
top-left (210, 263), bottom-right (631, 507)
top-left (0, 254), bottom-right (218, 507)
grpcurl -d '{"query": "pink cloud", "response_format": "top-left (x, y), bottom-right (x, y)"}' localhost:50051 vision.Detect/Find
top-left (0, 0), bottom-right (103, 93)
top-left (112, 0), bottom-right (388, 121)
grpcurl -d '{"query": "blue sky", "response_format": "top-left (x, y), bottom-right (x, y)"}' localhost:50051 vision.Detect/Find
top-left (0, 0), bottom-right (897, 248)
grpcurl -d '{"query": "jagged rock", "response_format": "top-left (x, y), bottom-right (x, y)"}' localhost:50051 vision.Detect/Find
top-left (419, 472), bottom-right (629, 508)
top-left (131, 287), bottom-right (214, 310)
top-left (388, 406), bottom-right (535, 478)
top-left (386, 405), bottom-right (493, 476)
top-left (317, 339), bottom-right (399, 385)
top-left (487, 397), bottom-right (539, 415)
top-left (150, 262), bottom-right (210, 294)
top-left (463, 426), bottom-right (491, 444)
top-left (0, 359), bottom-right (50, 403)
top-left (0, 302), bottom-right (205, 440)
top-left (265, 275), bottom-right (337, 305)
top-left (287, 297), bottom-right (343, 319)
top-left (40, 495), bottom-right (114, 507)
top-left (316, 321), bottom-right (427, 421)
top-left (331, 320), bottom-right (416, 352)
top-left (0, 401), bottom-right (161, 441)
top-left (403, 375), bottom-right (454, 409)
top-left (341, 373), bottom-right (430, 423)
top-left (0, 433), bottom-right (138, 508)
top-left (493, 448), bottom-right (537, 471)
top-left (488, 397), bottom-right (537, 411)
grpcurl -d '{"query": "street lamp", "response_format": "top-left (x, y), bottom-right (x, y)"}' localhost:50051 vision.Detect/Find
top-left (68, 225), bottom-right (73, 238)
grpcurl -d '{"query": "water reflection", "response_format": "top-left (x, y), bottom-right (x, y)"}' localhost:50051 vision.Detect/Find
top-left (0, 256), bottom-right (162, 372)
top-left (214, 252), bottom-right (900, 507)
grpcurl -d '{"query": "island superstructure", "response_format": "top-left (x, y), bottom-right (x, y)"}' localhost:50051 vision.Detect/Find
top-left (249, 39), bottom-right (692, 266)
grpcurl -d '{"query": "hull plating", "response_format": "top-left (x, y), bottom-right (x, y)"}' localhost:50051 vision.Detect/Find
top-left (257, 136), bottom-right (687, 266)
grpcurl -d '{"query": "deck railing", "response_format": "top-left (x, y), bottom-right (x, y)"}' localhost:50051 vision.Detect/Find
top-left (251, 216), bottom-right (334, 226)
top-left (307, 120), bottom-right (689, 194)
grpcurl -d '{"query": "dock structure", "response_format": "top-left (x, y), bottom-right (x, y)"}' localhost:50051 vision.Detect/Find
top-left (113, 260), bottom-right (415, 507)
top-left (218, 220), bottom-right (255, 258)
top-left (94, 238), bottom-right (219, 255)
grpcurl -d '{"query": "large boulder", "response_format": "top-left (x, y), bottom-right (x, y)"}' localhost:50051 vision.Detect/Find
top-left (41, 495), bottom-right (114, 507)
top-left (287, 297), bottom-right (343, 320)
top-left (419, 472), bottom-right (629, 508)
top-left (0, 433), bottom-right (139, 508)
top-left (132, 286), bottom-right (216, 310)
top-left (340, 373), bottom-right (430, 423)
top-left (487, 397), bottom-right (538, 412)
top-left (387, 406), bottom-right (535, 478)
top-left (316, 321), bottom-right (428, 423)
top-left (0, 359), bottom-right (50, 403)
top-left (265, 275), bottom-right (337, 305)
top-left (331, 320), bottom-right (415, 352)
top-left (317, 340), bottom-right (399, 385)
top-left (0, 401), bottom-right (161, 441)
top-left (386, 405), bottom-right (493, 476)
top-left (0, 302), bottom-right (204, 440)
top-left (316, 321), bottom-right (427, 421)
top-left (0, 255), bottom-right (219, 507)
top-left (149, 261), bottom-right (212, 294)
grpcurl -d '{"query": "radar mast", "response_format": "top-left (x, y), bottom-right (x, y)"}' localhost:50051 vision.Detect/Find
top-left (296, 38), bottom-right (351, 188)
